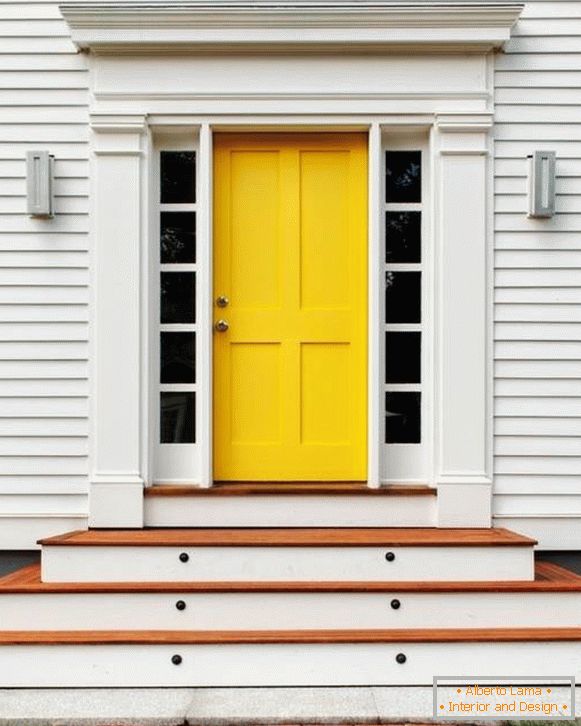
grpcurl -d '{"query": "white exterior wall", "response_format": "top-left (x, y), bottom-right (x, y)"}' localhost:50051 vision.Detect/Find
top-left (0, 0), bottom-right (89, 547)
top-left (0, 0), bottom-right (578, 548)
top-left (492, 0), bottom-right (581, 547)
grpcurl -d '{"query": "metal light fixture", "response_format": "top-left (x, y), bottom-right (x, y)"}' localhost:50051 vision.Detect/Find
top-left (26, 150), bottom-right (55, 218)
top-left (527, 150), bottom-right (556, 219)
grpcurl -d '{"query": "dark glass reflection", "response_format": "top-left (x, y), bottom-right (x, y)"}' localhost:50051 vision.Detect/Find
top-left (161, 212), bottom-right (196, 264)
top-left (385, 271), bottom-right (421, 323)
top-left (386, 332), bottom-right (421, 384)
top-left (386, 211), bottom-right (421, 263)
top-left (161, 272), bottom-right (195, 324)
top-left (386, 151), bottom-right (421, 203)
top-left (385, 392), bottom-right (421, 444)
top-left (161, 332), bottom-right (195, 384)
top-left (160, 392), bottom-right (195, 443)
top-left (160, 151), bottom-right (196, 204)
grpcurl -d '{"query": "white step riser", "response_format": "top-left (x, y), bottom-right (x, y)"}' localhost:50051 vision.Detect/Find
top-left (41, 545), bottom-right (535, 583)
top-left (144, 495), bottom-right (437, 527)
top-left (1, 642), bottom-right (580, 687)
top-left (0, 592), bottom-right (579, 630)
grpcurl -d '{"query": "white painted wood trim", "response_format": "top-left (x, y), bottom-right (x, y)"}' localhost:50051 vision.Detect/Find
top-left (60, 2), bottom-right (524, 52)
top-left (0, 641), bottom-right (578, 687)
top-left (144, 493), bottom-right (437, 528)
top-left (198, 124), bottom-right (213, 487)
top-left (41, 544), bottom-right (534, 583)
top-left (88, 113), bottom-right (148, 528)
top-left (367, 123), bottom-right (381, 487)
top-left (1, 591), bottom-right (579, 631)
top-left (433, 113), bottom-right (494, 528)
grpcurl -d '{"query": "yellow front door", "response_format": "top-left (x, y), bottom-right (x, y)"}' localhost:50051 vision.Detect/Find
top-left (213, 133), bottom-right (367, 481)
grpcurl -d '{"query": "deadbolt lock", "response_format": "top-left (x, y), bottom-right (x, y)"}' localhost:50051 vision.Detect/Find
top-left (216, 295), bottom-right (229, 308)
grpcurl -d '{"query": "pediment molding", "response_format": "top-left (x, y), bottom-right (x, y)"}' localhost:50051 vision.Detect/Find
top-left (60, 1), bottom-right (523, 53)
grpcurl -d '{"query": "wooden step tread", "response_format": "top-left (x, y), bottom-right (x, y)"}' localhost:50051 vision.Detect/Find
top-left (2, 561), bottom-right (571, 593)
top-left (1, 628), bottom-right (581, 645)
top-left (38, 527), bottom-right (536, 548)
top-left (145, 483), bottom-right (437, 497)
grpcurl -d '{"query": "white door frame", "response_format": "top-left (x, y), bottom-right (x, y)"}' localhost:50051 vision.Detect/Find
top-left (59, 1), bottom-right (522, 528)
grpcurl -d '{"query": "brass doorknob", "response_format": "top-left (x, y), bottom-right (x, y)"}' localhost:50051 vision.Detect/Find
top-left (215, 319), bottom-right (229, 332)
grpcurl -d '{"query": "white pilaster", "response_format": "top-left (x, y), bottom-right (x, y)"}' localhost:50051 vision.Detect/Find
top-left (89, 114), bottom-right (148, 527)
top-left (433, 113), bottom-right (493, 528)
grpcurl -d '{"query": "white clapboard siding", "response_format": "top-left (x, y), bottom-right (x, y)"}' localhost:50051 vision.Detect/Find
top-left (494, 0), bottom-right (581, 524)
top-left (0, 2), bottom-right (89, 513)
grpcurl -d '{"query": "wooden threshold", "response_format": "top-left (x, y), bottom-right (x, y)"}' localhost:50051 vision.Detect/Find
top-left (1, 627), bottom-right (581, 645)
top-left (0, 561), bottom-right (577, 594)
top-left (38, 527), bottom-right (536, 548)
top-left (145, 483), bottom-right (436, 497)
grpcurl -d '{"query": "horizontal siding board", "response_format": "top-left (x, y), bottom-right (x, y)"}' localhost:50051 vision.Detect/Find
top-left (495, 456), bottom-right (581, 476)
top-left (495, 417), bottom-right (581, 436)
top-left (496, 104), bottom-right (581, 122)
top-left (0, 322), bottom-right (88, 342)
top-left (495, 232), bottom-right (581, 249)
top-left (496, 158), bottom-right (579, 176)
top-left (0, 73), bottom-right (88, 90)
top-left (0, 478), bottom-right (88, 495)
top-left (0, 379), bottom-right (87, 396)
top-left (496, 341), bottom-right (581, 360)
top-left (0, 418), bottom-right (87, 436)
top-left (496, 360), bottom-right (581, 378)
top-left (0, 342), bottom-right (87, 360)
top-left (0, 360), bottom-right (87, 378)
top-left (496, 196), bottom-right (581, 213)
top-left (495, 304), bottom-right (581, 322)
top-left (0, 197), bottom-right (88, 214)
top-left (495, 322), bottom-right (581, 341)
top-left (0, 38), bottom-right (76, 52)
top-left (0, 251), bottom-right (87, 267)
top-left (0, 457), bottom-right (87, 476)
top-left (496, 250), bottom-right (581, 267)
top-left (496, 71), bottom-right (581, 88)
top-left (495, 397), bottom-right (581, 417)
top-left (495, 124), bottom-right (581, 141)
top-left (495, 287), bottom-right (581, 303)
top-left (0, 287), bottom-right (87, 304)
top-left (506, 37), bottom-right (581, 53)
top-left (0, 304), bottom-right (87, 322)
top-left (0, 269), bottom-right (88, 285)
top-left (496, 54), bottom-right (581, 72)
top-left (0, 178), bottom-right (87, 196)
top-left (496, 88), bottom-right (581, 105)
top-left (496, 379), bottom-right (581, 396)
top-left (0, 91), bottom-right (87, 106)
top-left (0, 398), bottom-right (87, 417)
top-left (494, 475), bottom-right (581, 496)
top-left (496, 269), bottom-right (581, 287)
top-left (0, 160), bottom-right (88, 178)
top-left (0, 19), bottom-right (69, 36)
top-left (0, 437), bottom-right (87, 456)
top-left (0, 216), bottom-right (87, 233)
top-left (495, 436), bottom-right (581, 456)
top-left (0, 235), bottom-right (88, 251)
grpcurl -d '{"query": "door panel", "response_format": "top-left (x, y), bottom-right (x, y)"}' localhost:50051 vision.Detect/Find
top-left (213, 133), bottom-right (367, 481)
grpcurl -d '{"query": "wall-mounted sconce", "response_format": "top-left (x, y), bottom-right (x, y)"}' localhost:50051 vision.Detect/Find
top-left (26, 150), bottom-right (55, 218)
top-left (527, 150), bottom-right (556, 219)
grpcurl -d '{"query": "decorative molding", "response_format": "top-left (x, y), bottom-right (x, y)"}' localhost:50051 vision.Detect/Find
top-left (435, 112), bottom-right (494, 133)
top-left (60, 1), bottom-right (524, 52)
top-left (90, 113), bottom-right (148, 134)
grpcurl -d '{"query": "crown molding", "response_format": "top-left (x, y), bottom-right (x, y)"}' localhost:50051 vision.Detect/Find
top-left (60, 2), bottom-right (524, 53)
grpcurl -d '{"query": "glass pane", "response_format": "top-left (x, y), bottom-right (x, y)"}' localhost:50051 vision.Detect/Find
top-left (160, 151), bottom-right (196, 204)
top-left (386, 211), bottom-right (421, 263)
top-left (160, 332), bottom-right (195, 384)
top-left (161, 212), bottom-right (196, 264)
top-left (161, 272), bottom-right (195, 324)
top-left (386, 151), bottom-right (421, 203)
top-left (160, 392), bottom-right (195, 443)
top-left (386, 332), bottom-right (421, 384)
top-left (385, 271), bottom-right (421, 324)
top-left (385, 392), bottom-right (421, 444)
